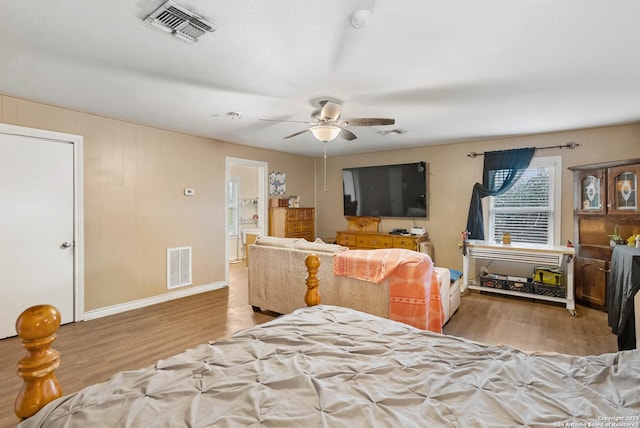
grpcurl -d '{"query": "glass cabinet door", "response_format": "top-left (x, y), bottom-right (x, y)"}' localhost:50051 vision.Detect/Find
top-left (576, 170), bottom-right (606, 214)
top-left (608, 165), bottom-right (640, 214)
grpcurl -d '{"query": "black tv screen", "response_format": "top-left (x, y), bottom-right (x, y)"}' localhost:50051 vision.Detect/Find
top-left (342, 162), bottom-right (427, 218)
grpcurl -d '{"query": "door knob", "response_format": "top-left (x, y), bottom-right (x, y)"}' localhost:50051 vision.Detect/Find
top-left (61, 241), bottom-right (74, 248)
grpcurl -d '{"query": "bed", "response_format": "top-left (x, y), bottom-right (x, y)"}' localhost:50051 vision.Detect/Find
top-left (14, 255), bottom-right (640, 427)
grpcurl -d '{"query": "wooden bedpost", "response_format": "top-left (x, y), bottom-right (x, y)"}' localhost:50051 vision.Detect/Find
top-left (304, 253), bottom-right (321, 306)
top-left (14, 304), bottom-right (62, 420)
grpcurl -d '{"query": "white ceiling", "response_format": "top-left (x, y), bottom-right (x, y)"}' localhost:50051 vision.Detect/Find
top-left (1, 1), bottom-right (639, 157)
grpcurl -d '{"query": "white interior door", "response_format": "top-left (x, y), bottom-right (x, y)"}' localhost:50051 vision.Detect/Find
top-left (0, 133), bottom-right (75, 339)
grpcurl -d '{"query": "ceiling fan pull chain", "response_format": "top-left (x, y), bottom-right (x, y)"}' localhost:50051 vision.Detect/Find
top-left (323, 143), bottom-right (327, 193)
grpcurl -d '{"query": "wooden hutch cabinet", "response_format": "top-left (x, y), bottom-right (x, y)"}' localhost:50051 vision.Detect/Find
top-left (608, 164), bottom-right (640, 216)
top-left (569, 158), bottom-right (640, 310)
top-left (269, 207), bottom-right (315, 242)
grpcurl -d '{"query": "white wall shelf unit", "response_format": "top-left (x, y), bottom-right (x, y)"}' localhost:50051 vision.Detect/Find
top-left (462, 240), bottom-right (576, 316)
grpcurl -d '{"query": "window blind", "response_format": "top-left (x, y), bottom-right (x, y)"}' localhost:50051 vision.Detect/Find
top-left (490, 166), bottom-right (553, 244)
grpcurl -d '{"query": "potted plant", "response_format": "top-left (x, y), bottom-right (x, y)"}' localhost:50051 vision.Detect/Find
top-left (608, 225), bottom-right (625, 246)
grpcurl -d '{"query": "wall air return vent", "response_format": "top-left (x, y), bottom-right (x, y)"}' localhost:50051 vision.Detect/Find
top-left (167, 246), bottom-right (192, 289)
top-left (145, 0), bottom-right (215, 43)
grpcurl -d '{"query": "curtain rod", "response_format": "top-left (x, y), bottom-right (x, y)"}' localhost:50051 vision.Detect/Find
top-left (467, 142), bottom-right (579, 158)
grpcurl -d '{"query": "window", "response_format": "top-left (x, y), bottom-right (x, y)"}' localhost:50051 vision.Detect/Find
top-left (489, 156), bottom-right (561, 245)
top-left (228, 177), bottom-right (239, 237)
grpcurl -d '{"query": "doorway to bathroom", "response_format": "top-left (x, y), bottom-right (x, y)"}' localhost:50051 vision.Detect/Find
top-left (225, 157), bottom-right (268, 266)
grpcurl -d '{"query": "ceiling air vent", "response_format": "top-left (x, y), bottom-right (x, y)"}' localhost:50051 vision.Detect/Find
top-left (145, 0), bottom-right (215, 43)
top-left (378, 129), bottom-right (407, 136)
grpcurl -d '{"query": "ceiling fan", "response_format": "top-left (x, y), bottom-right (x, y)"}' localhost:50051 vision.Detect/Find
top-left (260, 100), bottom-right (395, 142)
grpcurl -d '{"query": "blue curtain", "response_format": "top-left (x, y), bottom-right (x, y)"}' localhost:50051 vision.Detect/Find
top-left (465, 147), bottom-right (536, 240)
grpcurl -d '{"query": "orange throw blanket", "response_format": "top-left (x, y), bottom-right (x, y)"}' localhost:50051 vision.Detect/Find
top-left (334, 249), bottom-right (443, 333)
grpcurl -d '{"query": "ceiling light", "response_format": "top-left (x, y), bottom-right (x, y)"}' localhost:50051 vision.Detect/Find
top-left (310, 126), bottom-right (341, 142)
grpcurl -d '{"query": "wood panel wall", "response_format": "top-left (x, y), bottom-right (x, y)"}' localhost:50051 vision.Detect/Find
top-left (0, 94), bottom-right (315, 313)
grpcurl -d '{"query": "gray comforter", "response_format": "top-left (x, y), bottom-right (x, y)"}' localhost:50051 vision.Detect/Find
top-left (20, 305), bottom-right (640, 427)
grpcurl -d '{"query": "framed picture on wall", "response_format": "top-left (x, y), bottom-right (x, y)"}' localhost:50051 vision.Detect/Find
top-left (269, 171), bottom-right (286, 196)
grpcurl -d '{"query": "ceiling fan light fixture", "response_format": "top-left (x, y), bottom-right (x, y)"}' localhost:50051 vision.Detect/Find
top-left (310, 125), bottom-right (341, 142)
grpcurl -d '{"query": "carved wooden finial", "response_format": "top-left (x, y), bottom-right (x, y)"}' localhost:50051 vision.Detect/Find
top-left (304, 253), bottom-right (321, 307)
top-left (14, 304), bottom-right (62, 420)
top-left (346, 216), bottom-right (381, 232)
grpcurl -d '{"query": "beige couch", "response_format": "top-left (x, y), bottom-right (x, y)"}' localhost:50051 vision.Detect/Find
top-left (248, 236), bottom-right (460, 326)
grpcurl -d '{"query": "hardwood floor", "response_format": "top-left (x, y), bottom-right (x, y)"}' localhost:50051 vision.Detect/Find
top-left (0, 263), bottom-right (275, 427)
top-left (0, 263), bottom-right (618, 427)
top-left (443, 289), bottom-right (618, 355)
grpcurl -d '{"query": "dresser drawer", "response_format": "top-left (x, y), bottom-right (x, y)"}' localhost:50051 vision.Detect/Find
top-left (287, 220), bottom-right (313, 234)
top-left (357, 235), bottom-right (393, 248)
top-left (392, 236), bottom-right (418, 250)
top-left (286, 208), bottom-right (314, 221)
top-left (337, 233), bottom-right (356, 246)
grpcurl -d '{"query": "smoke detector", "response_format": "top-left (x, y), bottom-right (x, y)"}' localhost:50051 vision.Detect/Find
top-left (145, 1), bottom-right (215, 43)
top-left (350, 10), bottom-right (371, 29)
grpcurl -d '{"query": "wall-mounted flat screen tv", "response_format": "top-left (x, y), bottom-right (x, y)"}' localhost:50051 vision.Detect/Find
top-left (342, 161), bottom-right (427, 218)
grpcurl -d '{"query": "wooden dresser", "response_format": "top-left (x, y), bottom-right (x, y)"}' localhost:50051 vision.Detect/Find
top-left (334, 216), bottom-right (431, 256)
top-left (336, 231), bottom-right (428, 251)
top-left (269, 207), bottom-right (315, 241)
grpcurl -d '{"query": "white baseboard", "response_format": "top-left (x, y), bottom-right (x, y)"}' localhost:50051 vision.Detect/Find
top-left (83, 281), bottom-right (227, 321)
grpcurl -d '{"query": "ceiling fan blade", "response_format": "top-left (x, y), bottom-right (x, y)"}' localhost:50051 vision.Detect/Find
top-left (338, 128), bottom-right (357, 141)
top-left (320, 101), bottom-right (342, 122)
top-left (343, 118), bottom-right (395, 126)
top-left (283, 129), bottom-right (310, 139)
top-left (259, 118), bottom-right (313, 124)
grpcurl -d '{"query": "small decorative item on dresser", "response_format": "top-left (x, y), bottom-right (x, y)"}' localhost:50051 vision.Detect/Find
top-left (502, 232), bottom-right (511, 245)
top-left (626, 234), bottom-right (637, 246)
top-left (608, 225), bottom-right (624, 246)
top-left (288, 196), bottom-right (300, 208)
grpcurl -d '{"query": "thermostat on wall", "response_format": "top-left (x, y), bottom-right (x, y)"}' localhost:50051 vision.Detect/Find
top-left (184, 188), bottom-right (195, 196)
